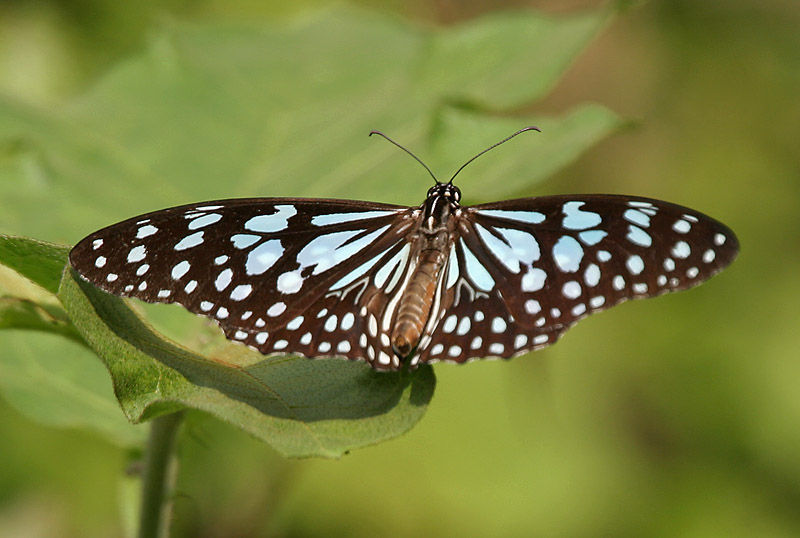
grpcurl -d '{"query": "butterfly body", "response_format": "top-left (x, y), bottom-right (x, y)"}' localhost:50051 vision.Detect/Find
top-left (392, 183), bottom-right (461, 357)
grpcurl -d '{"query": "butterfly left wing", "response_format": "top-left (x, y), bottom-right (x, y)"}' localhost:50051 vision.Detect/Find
top-left (416, 194), bottom-right (739, 364)
top-left (69, 198), bottom-right (420, 369)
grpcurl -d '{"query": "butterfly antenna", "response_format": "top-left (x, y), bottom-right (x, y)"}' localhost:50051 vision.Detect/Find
top-left (370, 130), bottom-right (439, 184)
top-left (447, 126), bottom-right (541, 185)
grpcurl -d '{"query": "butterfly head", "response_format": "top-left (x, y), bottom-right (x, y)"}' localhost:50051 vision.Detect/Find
top-left (422, 182), bottom-right (461, 228)
top-left (427, 182), bottom-right (461, 205)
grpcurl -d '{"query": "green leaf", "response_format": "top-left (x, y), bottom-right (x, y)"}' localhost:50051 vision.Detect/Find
top-left (0, 330), bottom-right (145, 447)
top-left (58, 269), bottom-right (435, 458)
top-left (0, 235), bottom-right (69, 294)
top-left (0, 236), bottom-right (82, 342)
top-left (0, 6), bottom-right (621, 455)
top-left (0, 5), bottom-right (617, 242)
top-left (430, 104), bottom-right (623, 198)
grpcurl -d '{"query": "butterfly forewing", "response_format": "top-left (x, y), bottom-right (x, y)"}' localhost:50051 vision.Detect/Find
top-left (418, 195), bottom-right (738, 364)
top-left (69, 197), bottom-right (419, 369)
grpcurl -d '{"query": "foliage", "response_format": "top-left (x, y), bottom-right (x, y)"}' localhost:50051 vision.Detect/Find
top-left (0, 5), bottom-right (619, 458)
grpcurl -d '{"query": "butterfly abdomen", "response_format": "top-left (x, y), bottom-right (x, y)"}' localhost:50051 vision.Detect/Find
top-left (391, 245), bottom-right (449, 358)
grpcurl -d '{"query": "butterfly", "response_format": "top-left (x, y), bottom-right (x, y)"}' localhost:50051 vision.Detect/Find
top-left (69, 128), bottom-right (739, 371)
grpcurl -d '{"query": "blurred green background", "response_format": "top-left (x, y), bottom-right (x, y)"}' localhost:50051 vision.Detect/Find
top-left (1, 0), bottom-right (799, 536)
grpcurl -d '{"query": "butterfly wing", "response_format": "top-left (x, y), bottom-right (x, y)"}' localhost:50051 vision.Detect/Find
top-left (416, 194), bottom-right (739, 364)
top-left (69, 198), bottom-right (419, 369)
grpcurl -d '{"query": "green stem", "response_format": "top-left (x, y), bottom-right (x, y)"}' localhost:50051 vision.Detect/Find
top-left (138, 412), bottom-right (184, 538)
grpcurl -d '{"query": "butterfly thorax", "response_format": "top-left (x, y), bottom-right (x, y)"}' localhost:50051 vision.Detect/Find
top-left (391, 184), bottom-right (461, 359)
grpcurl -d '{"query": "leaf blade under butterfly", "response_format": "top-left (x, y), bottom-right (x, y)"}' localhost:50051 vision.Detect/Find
top-left (60, 254), bottom-right (435, 458)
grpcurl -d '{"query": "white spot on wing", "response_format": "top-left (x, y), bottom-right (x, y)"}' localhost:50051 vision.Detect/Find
top-left (277, 270), bottom-right (303, 294)
top-left (476, 224), bottom-right (540, 273)
top-left (442, 315), bottom-right (457, 334)
top-left (246, 240), bottom-right (283, 275)
top-left (478, 209), bottom-right (545, 224)
top-left (459, 238), bottom-right (495, 291)
top-left (613, 275), bottom-right (625, 290)
top-left (230, 234), bottom-right (260, 249)
top-left (324, 315), bottom-right (337, 332)
top-left (340, 312), bottom-right (355, 330)
top-left (171, 261), bottom-right (190, 280)
top-left (136, 224), bottom-right (158, 238)
top-left (626, 255), bottom-right (645, 275)
top-left (488, 343), bottom-right (504, 355)
top-left (215, 268), bottom-right (233, 291)
top-left (626, 225), bottom-right (652, 247)
top-left (521, 267), bottom-right (546, 292)
top-left (491, 317), bottom-right (507, 333)
top-left (188, 213), bottom-right (222, 230)
top-left (672, 219), bottom-right (691, 234)
top-left (127, 245), bottom-right (147, 263)
top-left (578, 230), bottom-right (607, 246)
top-left (374, 243), bottom-right (409, 289)
top-left (584, 263), bottom-right (600, 287)
top-left (297, 225), bottom-right (389, 276)
top-left (446, 244), bottom-right (459, 288)
top-left (525, 299), bottom-right (541, 314)
top-left (244, 205), bottom-right (297, 233)
top-left (311, 210), bottom-right (396, 226)
top-left (267, 302), bottom-right (286, 317)
top-left (562, 201), bottom-right (601, 230)
top-left (230, 284), bottom-right (252, 301)
top-left (562, 280), bottom-right (581, 299)
top-left (286, 316), bottom-right (304, 330)
top-left (553, 236), bottom-right (583, 272)
top-left (514, 334), bottom-right (527, 349)
top-left (624, 208), bottom-right (650, 227)
top-left (174, 232), bottom-right (204, 251)
top-left (672, 241), bottom-right (691, 259)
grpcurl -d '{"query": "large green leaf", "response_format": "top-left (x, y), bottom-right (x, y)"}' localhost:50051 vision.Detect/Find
top-left (0, 330), bottom-right (145, 447)
top-left (0, 236), bottom-right (141, 446)
top-left (0, 5), bottom-right (618, 242)
top-left (0, 5), bottom-right (622, 455)
top-left (59, 268), bottom-right (434, 458)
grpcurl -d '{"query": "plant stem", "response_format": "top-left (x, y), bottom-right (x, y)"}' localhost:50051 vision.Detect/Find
top-left (138, 411), bottom-right (184, 538)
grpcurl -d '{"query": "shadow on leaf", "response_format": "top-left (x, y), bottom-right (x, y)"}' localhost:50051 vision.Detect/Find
top-left (66, 270), bottom-right (434, 423)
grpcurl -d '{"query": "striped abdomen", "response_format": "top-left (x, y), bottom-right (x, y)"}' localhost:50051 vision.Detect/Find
top-left (391, 246), bottom-right (448, 357)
